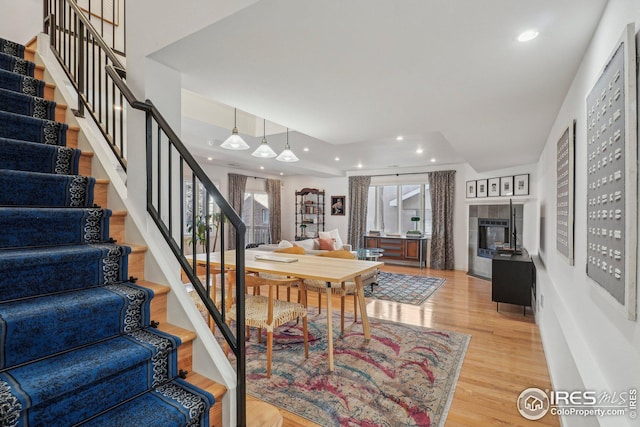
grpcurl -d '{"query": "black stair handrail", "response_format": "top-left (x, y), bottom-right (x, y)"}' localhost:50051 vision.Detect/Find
top-left (106, 64), bottom-right (247, 426)
top-left (44, 0), bottom-right (128, 171)
top-left (43, 0), bottom-right (247, 423)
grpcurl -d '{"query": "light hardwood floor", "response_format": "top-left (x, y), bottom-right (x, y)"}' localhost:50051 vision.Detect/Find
top-left (248, 265), bottom-right (559, 427)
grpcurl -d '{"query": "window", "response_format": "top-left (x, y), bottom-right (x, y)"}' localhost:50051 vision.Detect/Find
top-left (183, 180), bottom-right (216, 232)
top-left (367, 182), bottom-right (432, 235)
top-left (242, 192), bottom-right (270, 245)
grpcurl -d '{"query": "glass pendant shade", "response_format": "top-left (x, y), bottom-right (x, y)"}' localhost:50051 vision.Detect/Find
top-left (220, 109), bottom-right (249, 150)
top-left (252, 137), bottom-right (277, 158)
top-left (252, 119), bottom-right (277, 158)
top-left (276, 128), bottom-right (299, 162)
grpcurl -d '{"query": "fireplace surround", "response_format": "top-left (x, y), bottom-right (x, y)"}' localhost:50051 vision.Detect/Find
top-left (477, 218), bottom-right (510, 258)
top-left (468, 204), bottom-right (523, 279)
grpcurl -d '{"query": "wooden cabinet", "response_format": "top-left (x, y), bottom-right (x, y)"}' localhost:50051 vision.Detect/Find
top-left (295, 188), bottom-right (325, 239)
top-left (364, 236), bottom-right (429, 267)
top-left (491, 249), bottom-right (535, 314)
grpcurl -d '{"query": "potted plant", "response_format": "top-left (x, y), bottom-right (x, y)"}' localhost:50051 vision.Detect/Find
top-left (187, 213), bottom-right (225, 253)
top-left (406, 216), bottom-right (423, 237)
top-left (187, 215), bottom-right (211, 253)
top-left (299, 223), bottom-right (307, 238)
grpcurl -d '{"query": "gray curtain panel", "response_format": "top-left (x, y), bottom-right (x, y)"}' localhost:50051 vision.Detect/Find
top-left (228, 173), bottom-right (247, 250)
top-left (348, 175), bottom-right (371, 250)
top-left (427, 170), bottom-right (455, 270)
top-left (266, 179), bottom-right (281, 244)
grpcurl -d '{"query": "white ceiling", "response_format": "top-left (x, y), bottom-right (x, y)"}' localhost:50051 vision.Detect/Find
top-left (150, 0), bottom-right (608, 176)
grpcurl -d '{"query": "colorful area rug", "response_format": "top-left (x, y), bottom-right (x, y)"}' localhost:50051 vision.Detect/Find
top-left (364, 271), bottom-right (446, 305)
top-left (243, 312), bottom-right (470, 426)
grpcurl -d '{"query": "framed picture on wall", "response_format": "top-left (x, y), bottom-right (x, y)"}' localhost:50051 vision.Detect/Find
top-left (330, 195), bottom-right (345, 215)
top-left (500, 176), bottom-right (514, 196)
top-left (477, 179), bottom-right (488, 197)
top-left (466, 181), bottom-right (477, 198)
top-left (488, 178), bottom-right (500, 197)
top-left (514, 174), bottom-right (530, 195)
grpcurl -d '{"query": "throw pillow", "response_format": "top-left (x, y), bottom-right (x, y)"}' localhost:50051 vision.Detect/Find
top-left (316, 249), bottom-right (356, 259)
top-left (277, 240), bottom-right (293, 248)
top-left (318, 229), bottom-right (344, 249)
top-left (318, 237), bottom-right (337, 251)
top-left (274, 246), bottom-right (306, 255)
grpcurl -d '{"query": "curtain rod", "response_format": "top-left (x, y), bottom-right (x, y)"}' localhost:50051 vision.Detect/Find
top-left (367, 171), bottom-right (431, 177)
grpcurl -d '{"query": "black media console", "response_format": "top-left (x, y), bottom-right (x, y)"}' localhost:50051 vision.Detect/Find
top-left (491, 248), bottom-right (536, 315)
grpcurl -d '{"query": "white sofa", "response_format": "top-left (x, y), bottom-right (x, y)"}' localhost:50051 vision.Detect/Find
top-left (257, 238), bottom-right (353, 255)
top-left (258, 229), bottom-right (353, 255)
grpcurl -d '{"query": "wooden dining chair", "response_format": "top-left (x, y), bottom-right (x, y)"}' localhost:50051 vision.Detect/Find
top-left (302, 250), bottom-right (377, 334)
top-left (226, 273), bottom-right (309, 378)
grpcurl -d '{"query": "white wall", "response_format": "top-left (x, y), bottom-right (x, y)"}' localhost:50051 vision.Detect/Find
top-left (536, 1), bottom-right (640, 426)
top-left (3, 0), bottom-right (41, 45)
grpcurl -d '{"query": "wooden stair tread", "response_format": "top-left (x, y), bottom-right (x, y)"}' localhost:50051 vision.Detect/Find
top-left (110, 210), bottom-right (127, 217)
top-left (24, 47), bottom-right (36, 62)
top-left (185, 373), bottom-right (226, 399)
top-left (33, 64), bottom-right (45, 81)
top-left (136, 280), bottom-right (170, 296)
top-left (186, 373), bottom-right (226, 427)
top-left (43, 83), bottom-right (55, 101)
top-left (55, 104), bottom-right (67, 123)
top-left (127, 244), bottom-right (148, 253)
top-left (157, 323), bottom-right (196, 344)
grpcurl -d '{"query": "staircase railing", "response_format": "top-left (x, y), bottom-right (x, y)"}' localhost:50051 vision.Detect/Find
top-left (43, 0), bottom-right (127, 171)
top-left (43, 2), bottom-right (247, 425)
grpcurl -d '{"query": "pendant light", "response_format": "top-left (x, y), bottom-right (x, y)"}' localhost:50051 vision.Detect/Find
top-left (220, 108), bottom-right (250, 150)
top-left (252, 119), bottom-right (277, 158)
top-left (276, 128), bottom-right (299, 162)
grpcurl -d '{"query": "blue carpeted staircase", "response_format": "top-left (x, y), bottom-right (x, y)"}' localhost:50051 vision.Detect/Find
top-left (0, 38), bottom-right (215, 426)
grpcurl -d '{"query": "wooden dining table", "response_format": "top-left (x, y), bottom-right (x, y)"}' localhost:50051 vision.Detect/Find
top-left (192, 249), bottom-right (383, 371)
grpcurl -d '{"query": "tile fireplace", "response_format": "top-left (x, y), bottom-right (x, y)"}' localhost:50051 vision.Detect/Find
top-left (468, 204), bottom-right (523, 279)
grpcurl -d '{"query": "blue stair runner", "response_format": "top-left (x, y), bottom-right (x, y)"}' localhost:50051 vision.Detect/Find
top-left (0, 37), bottom-right (213, 426)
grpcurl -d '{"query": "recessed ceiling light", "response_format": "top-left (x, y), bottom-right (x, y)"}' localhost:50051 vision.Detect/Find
top-left (430, 158), bottom-right (436, 163)
top-left (517, 29), bottom-right (539, 42)
top-left (280, 172), bottom-right (284, 176)
top-left (207, 156), bottom-right (213, 161)
top-left (334, 156), bottom-right (340, 161)
top-left (416, 148), bottom-right (423, 154)
top-left (260, 166), bottom-right (264, 170)
top-left (357, 163), bottom-right (363, 168)
top-left (396, 136), bottom-right (404, 141)
top-left (303, 147), bottom-right (309, 152)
